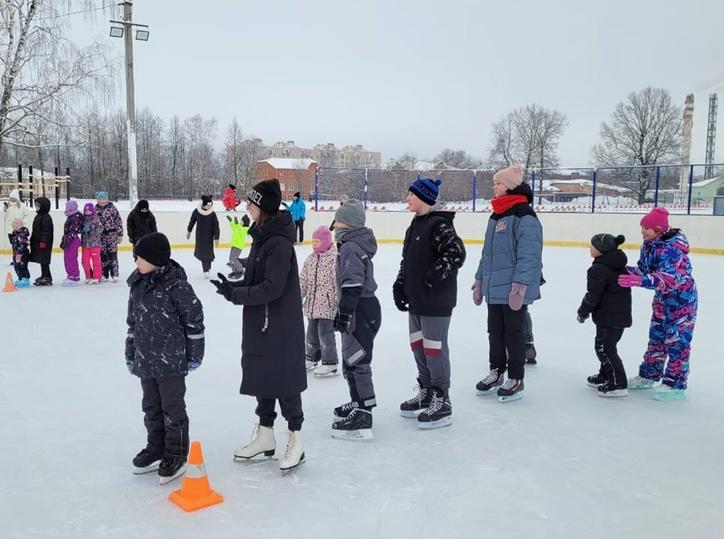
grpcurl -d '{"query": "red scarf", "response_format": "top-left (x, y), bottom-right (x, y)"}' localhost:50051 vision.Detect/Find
top-left (491, 194), bottom-right (529, 215)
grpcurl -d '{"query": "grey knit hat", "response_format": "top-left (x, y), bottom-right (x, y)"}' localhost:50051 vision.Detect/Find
top-left (334, 198), bottom-right (365, 227)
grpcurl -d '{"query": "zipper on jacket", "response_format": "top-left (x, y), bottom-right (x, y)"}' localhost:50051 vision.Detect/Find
top-left (310, 255), bottom-right (319, 316)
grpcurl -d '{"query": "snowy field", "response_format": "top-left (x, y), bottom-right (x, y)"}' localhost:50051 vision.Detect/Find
top-left (1, 245), bottom-right (723, 538)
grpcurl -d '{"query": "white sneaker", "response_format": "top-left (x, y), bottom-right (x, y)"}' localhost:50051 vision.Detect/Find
top-left (233, 425), bottom-right (276, 460)
top-left (313, 363), bottom-right (339, 376)
top-left (279, 430), bottom-right (305, 473)
top-left (305, 360), bottom-right (318, 372)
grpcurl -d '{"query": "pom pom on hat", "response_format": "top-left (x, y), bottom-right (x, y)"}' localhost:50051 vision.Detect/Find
top-left (591, 233), bottom-right (626, 254)
top-left (409, 177), bottom-right (442, 206)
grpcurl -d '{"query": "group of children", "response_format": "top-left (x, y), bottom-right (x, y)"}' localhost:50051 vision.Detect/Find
top-left (122, 168), bottom-right (698, 484)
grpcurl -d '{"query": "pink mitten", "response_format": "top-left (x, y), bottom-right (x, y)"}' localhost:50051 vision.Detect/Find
top-left (618, 271), bottom-right (643, 288)
top-left (508, 283), bottom-right (526, 311)
top-left (471, 280), bottom-right (483, 306)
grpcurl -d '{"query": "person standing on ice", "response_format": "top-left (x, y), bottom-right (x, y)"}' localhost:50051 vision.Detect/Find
top-left (577, 233), bottom-right (632, 397)
top-left (126, 232), bottom-right (205, 485)
top-left (289, 191), bottom-right (306, 244)
top-left (226, 213), bottom-right (250, 280)
top-left (3, 189), bottom-right (31, 263)
top-left (60, 199), bottom-right (83, 286)
top-left (222, 183), bottom-right (241, 211)
top-left (9, 218), bottom-right (30, 288)
top-left (330, 199), bottom-right (381, 440)
top-left (210, 179), bottom-right (307, 474)
top-left (394, 178), bottom-right (466, 429)
top-left (618, 207), bottom-right (697, 401)
top-left (95, 191), bottom-right (123, 282)
top-left (127, 199), bottom-right (157, 245)
top-left (81, 203), bottom-right (103, 284)
top-left (472, 165), bottom-right (542, 402)
top-left (29, 196), bottom-right (54, 286)
top-left (186, 195), bottom-right (220, 278)
top-left (300, 226), bottom-right (339, 376)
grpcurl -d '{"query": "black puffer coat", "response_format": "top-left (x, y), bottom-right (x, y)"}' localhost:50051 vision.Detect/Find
top-left (229, 212), bottom-right (306, 399)
top-left (125, 261), bottom-right (205, 378)
top-left (30, 197), bottom-right (53, 265)
top-left (127, 202), bottom-right (157, 244)
top-left (188, 207), bottom-right (220, 262)
top-left (577, 249), bottom-right (632, 328)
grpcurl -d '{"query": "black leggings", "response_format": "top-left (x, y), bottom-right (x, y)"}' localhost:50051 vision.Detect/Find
top-left (487, 303), bottom-right (527, 380)
top-left (255, 394), bottom-right (304, 431)
top-left (294, 220), bottom-right (304, 243)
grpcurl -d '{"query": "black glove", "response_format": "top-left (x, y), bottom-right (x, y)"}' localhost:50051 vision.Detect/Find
top-left (210, 272), bottom-right (234, 301)
top-left (577, 312), bottom-right (588, 324)
top-left (333, 312), bottom-right (352, 334)
top-left (392, 280), bottom-right (409, 312)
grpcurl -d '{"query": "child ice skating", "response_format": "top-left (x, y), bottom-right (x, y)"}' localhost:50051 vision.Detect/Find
top-left (126, 232), bottom-right (205, 484)
top-left (577, 234), bottom-right (632, 397)
top-left (187, 195), bottom-right (220, 277)
top-left (223, 184), bottom-right (241, 211)
top-left (29, 197), bottom-right (54, 286)
top-left (394, 178), bottom-right (465, 429)
top-left (330, 199), bottom-right (381, 440)
top-left (226, 214), bottom-right (250, 280)
top-left (289, 192), bottom-right (306, 243)
top-left (127, 200), bottom-right (157, 245)
top-left (9, 218), bottom-right (30, 288)
top-left (81, 203), bottom-right (103, 284)
top-left (300, 226), bottom-right (339, 376)
top-left (60, 200), bottom-right (83, 286)
top-left (618, 207), bottom-right (697, 401)
top-left (211, 179), bottom-right (307, 473)
top-left (473, 165), bottom-right (543, 402)
top-left (95, 192), bottom-right (123, 282)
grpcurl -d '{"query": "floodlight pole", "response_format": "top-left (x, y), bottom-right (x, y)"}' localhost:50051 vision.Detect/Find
top-left (122, 0), bottom-right (139, 206)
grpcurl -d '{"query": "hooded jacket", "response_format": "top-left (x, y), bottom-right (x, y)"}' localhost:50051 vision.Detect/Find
top-left (300, 247), bottom-right (337, 320)
top-left (577, 249), bottom-right (632, 328)
top-left (30, 197), bottom-right (54, 265)
top-left (336, 226), bottom-right (378, 314)
top-left (127, 201), bottom-right (158, 244)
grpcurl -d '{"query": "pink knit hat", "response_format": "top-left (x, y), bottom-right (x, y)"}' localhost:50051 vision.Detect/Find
top-left (312, 226), bottom-right (332, 253)
top-left (640, 207), bottom-right (669, 233)
top-left (493, 164), bottom-right (524, 191)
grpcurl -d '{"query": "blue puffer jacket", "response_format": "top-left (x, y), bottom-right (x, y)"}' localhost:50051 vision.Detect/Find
top-left (475, 184), bottom-right (543, 305)
top-left (289, 198), bottom-right (306, 222)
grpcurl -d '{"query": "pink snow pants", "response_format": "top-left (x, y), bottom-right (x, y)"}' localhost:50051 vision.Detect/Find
top-left (82, 246), bottom-right (102, 280)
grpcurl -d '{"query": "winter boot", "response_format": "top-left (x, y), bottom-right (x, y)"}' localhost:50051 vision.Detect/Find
top-left (233, 424), bottom-right (276, 460)
top-left (332, 408), bottom-right (373, 441)
top-left (279, 430), bottom-right (305, 473)
top-left (333, 400), bottom-right (359, 420)
top-left (497, 378), bottom-right (525, 402)
top-left (132, 447), bottom-right (163, 474)
top-left (525, 344), bottom-right (537, 365)
top-left (416, 388), bottom-right (452, 429)
top-left (313, 363), bottom-right (338, 377)
top-left (399, 380), bottom-right (431, 418)
top-left (158, 455), bottom-right (187, 485)
top-left (628, 375), bottom-right (657, 390)
top-left (597, 381), bottom-right (629, 398)
top-left (476, 369), bottom-right (504, 395)
top-left (587, 373), bottom-right (607, 389)
top-left (652, 385), bottom-right (686, 402)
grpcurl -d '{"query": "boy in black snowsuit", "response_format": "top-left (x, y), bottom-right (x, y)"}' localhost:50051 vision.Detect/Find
top-left (394, 178), bottom-right (466, 429)
top-left (577, 233), bottom-right (632, 397)
top-left (331, 199), bottom-right (381, 440)
top-left (125, 232), bottom-right (205, 484)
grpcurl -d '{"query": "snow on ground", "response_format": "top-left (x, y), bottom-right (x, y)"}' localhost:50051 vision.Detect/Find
top-left (1, 245), bottom-right (723, 538)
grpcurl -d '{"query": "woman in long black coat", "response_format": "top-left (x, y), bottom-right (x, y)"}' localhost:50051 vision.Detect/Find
top-left (186, 195), bottom-right (219, 277)
top-left (30, 197), bottom-right (54, 286)
top-left (211, 179), bottom-right (306, 474)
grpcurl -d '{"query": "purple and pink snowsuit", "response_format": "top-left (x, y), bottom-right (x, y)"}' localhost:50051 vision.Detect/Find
top-left (61, 207), bottom-right (84, 281)
top-left (631, 228), bottom-right (697, 390)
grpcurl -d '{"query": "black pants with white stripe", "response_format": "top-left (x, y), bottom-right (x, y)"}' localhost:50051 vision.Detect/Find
top-left (341, 297), bottom-right (381, 410)
top-left (141, 375), bottom-right (189, 459)
top-left (594, 327), bottom-right (627, 387)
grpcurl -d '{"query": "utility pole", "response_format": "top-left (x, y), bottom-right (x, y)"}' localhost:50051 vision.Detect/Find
top-left (110, 2), bottom-right (149, 206)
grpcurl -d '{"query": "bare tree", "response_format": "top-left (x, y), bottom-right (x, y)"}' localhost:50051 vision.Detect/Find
top-left (223, 117), bottom-right (243, 185)
top-left (487, 117), bottom-right (516, 168)
top-left (392, 152), bottom-right (418, 170)
top-left (592, 87), bottom-right (682, 203)
top-left (434, 148), bottom-right (481, 169)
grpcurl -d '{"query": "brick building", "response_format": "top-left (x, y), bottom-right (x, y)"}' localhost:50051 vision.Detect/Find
top-left (252, 158), bottom-right (318, 200)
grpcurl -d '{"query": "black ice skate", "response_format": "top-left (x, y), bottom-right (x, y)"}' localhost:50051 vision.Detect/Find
top-left (33, 276), bottom-right (52, 286)
top-left (331, 408), bottom-right (373, 441)
top-left (416, 388), bottom-right (452, 429)
top-left (597, 381), bottom-right (629, 398)
top-left (399, 381), bottom-right (431, 418)
top-left (497, 378), bottom-right (525, 402)
top-left (476, 369), bottom-right (504, 395)
top-left (333, 400), bottom-right (359, 420)
top-left (587, 373), bottom-right (606, 389)
top-left (158, 455), bottom-right (187, 485)
top-left (132, 447), bottom-right (163, 475)
top-left (525, 344), bottom-right (537, 365)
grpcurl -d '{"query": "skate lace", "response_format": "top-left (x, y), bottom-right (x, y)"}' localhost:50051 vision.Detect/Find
top-left (403, 385), bottom-right (426, 406)
top-left (501, 378), bottom-right (519, 390)
top-left (427, 392), bottom-right (444, 414)
top-left (284, 434), bottom-right (297, 459)
top-left (482, 369), bottom-right (500, 384)
top-left (340, 401), bottom-right (358, 413)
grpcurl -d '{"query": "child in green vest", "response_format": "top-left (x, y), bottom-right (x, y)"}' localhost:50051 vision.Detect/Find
top-left (227, 214), bottom-right (250, 280)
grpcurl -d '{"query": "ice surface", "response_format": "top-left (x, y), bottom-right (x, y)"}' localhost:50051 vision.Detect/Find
top-left (1, 245), bottom-right (723, 538)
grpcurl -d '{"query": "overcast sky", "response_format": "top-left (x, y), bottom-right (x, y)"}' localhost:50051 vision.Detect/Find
top-left (72, 0), bottom-right (724, 166)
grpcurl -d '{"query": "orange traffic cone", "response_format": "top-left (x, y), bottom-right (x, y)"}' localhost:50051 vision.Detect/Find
top-left (168, 441), bottom-right (223, 512)
top-left (3, 272), bottom-right (16, 293)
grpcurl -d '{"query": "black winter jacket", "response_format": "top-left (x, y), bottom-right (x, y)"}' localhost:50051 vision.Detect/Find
top-left (127, 204), bottom-right (157, 244)
top-left (395, 211), bottom-right (466, 316)
top-left (229, 212), bottom-right (306, 399)
top-left (125, 261), bottom-right (205, 378)
top-left (577, 249), bottom-right (632, 328)
top-left (30, 197), bottom-right (54, 265)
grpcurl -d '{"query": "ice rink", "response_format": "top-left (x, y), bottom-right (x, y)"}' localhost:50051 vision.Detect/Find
top-left (1, 243), bottom-right (722, 538)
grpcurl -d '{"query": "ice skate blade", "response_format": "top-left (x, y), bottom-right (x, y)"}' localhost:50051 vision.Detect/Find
top-left (476, 387), bottom-right (500, 396)
top-left (598, 389), bottom-right (629, 398)
top-left (417, 416), bottom-right (452, 429)
top-left (313, 370), bottom-right (339, 377)
top-left (587, 382), bottom-right (603, 389)
top-left (400, 409), bottom-right (422, 418)
top-left (158, 464), bottom-right (186, 485)
top-left (280, 453), bottom-right (305, 475)
top-left (132, 460), bottom-right (161, 475)
top-left (331, 428), bottom-right (374, 441)
top-left (233, 448), bottom-right (275, 461)
top-left (498, 392), bottom-right (524, 403)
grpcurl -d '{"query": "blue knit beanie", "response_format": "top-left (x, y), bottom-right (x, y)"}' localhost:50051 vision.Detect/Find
top-left (409, 178), bottom-right (442, 206)
top-left (95, 191), bottom-right (109, 200)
